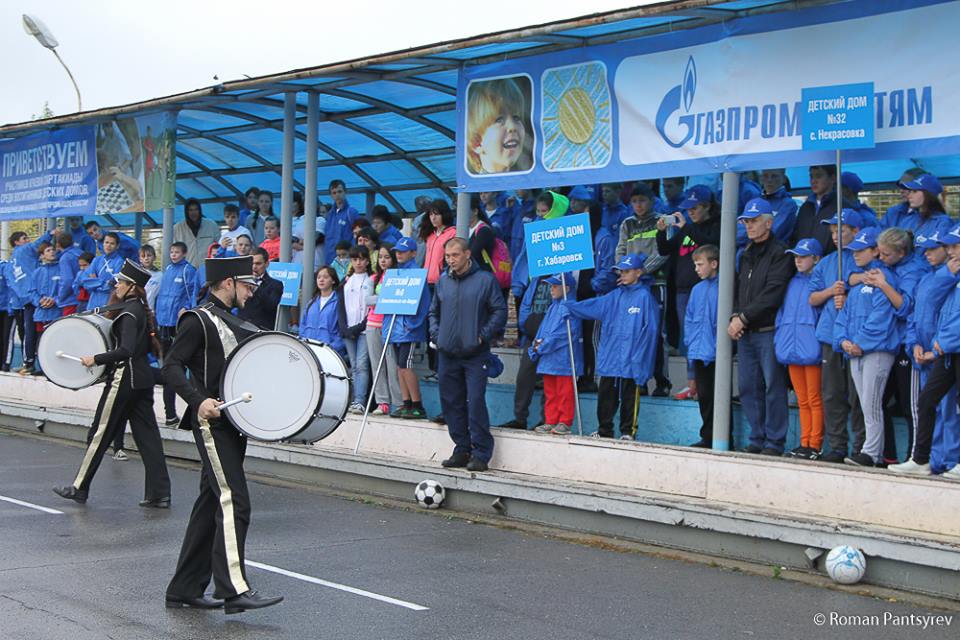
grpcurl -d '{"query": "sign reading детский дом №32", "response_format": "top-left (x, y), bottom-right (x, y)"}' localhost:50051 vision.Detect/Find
top-left (801, 83), bottom-right (876, 151)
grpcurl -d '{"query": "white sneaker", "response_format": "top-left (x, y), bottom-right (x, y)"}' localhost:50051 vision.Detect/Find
top-left (371, 404), bottom-right (389, 415)
top-left (348, 402), bottom-right (365, 415)
top-left (941, 466), bottom-right (960, 481)
top-left (619, 434), bottom-right (634, 441)
top-left (113, 450), bottom-right (128, 461)
top-left (887, 458), bottom-right (931, 476)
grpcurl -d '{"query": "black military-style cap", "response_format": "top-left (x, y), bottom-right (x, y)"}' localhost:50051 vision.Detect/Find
top-left (115, 259), bottom-right (152, 289)
top-left (205, 256), bottom-right (258, 287)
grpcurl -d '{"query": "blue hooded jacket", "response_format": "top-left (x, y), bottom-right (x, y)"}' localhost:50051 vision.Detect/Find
top-left (488, 204), bottom-right (514, 248)
top-left (8, 233), bottom-right (52, 308)
top-left (98, 232), bottom-right (140, 261)
top-left (890, 257), bottom-right (929, 344)
top-left (808, 249), bottom-right (859, 346)
top-left (382, 259), bottom-right (430, 344)
top-left (601, 201), bottom-right (630, 235)
top-left (529, 298), bottom-right (583, 377)
top-left (0, 262), bottom-right (9, 313)
top-left (518, 274), bottom-right (552, 348)
top-left (509, 196), bottom-right (538, 261)
top-left (562, 277), bottom-right (659, 383)
top-left (83, 252), bottom-right (125, 309)
top-left (300, 291), bottom-right (344, 352)
top-left (324, 200), bottom-right (360, 261)
top-left (735, 186), bottom-right (798, 248)
top-left (591, 226), bottom-right (619, 296)
top-left (833, 260), bottom-right (900, 354)
top-left (906, 264), bottom-right (959, 368)
top-left (69, 226), bottom-right (97, 254)
top-left (30, 262), bottom-right (62, 323)
top-left (156, 259), bottom-right (199, 327)
top-left (378, 224), bottom-right (403, 247)
top-left (685, 276), bottom-right (718, 363)
top-left (57, 246), bottom-right (83, 308)
top-left (881, 201), bottom-right (914, 229)
top-left (933, 274), bottom-right (960, 355)
top-left (775, 272), bottom-right (821, 366)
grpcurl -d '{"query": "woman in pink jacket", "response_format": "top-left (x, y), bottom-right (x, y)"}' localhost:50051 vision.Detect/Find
top-left (421, 200), bottom-right (457, 285)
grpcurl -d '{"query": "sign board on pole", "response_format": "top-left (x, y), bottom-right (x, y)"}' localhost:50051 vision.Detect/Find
top-left (267, 262), bottom-right (303, 306)
top-left (375, 268), bottom-right (428, 315)
top-left (524, 213), bottom-right (595, 279)
top-left (801, 82), bottom-right (876, 151)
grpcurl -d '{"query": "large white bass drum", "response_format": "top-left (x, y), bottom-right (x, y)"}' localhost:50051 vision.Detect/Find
top-left (220, 332), bottom-right (351, 443)
top-left (37, 314), bottom-right (114, 390)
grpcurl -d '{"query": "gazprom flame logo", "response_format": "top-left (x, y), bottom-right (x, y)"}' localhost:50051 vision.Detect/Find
top-left (655, 56), bottom-right (697, 148)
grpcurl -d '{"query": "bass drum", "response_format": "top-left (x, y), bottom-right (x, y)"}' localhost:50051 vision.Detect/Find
top-left (220, 332), bottom-right (351, 443)
top-left (37, 314), bottom-right (114, 390)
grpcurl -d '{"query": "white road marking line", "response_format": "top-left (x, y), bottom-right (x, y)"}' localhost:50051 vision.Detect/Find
top-left (246, 560), bottom-right (429, 611)
top-left (0, 495), bottom-right (64, 515)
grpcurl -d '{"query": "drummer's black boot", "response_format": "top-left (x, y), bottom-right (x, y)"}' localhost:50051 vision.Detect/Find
top-left (139, 496), bottom-right (171, 509)
top-left (224, 590), bottom-right (284, 615)
top-left (53, 486), bottom-right (88, 504)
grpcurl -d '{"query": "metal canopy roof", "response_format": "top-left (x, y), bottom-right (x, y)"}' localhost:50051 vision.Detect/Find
top-left (3, 0), bottom-right (943, 227)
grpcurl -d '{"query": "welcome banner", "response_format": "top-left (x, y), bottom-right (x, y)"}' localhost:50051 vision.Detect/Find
top-left (456, 0), bottom-right (960, 191)
top-left (0, 111), bottom-right (177, 221)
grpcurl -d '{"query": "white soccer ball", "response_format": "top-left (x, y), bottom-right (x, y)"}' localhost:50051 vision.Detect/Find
top-left (825, 545), bottom-right (866, 584)
top-left (414, 479), bottom-right (445, 509)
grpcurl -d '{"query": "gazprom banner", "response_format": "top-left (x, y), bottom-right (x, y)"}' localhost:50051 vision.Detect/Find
top-left (0, 111), bottom-right (178, 220)
top-left (456, 0), bottom-right (960, 191)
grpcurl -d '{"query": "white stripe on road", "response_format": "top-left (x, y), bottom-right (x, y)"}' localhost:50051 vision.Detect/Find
top-left (0, 495), bottom-right (64, 515)
top-left (246, 560), bottom-right (429, 611)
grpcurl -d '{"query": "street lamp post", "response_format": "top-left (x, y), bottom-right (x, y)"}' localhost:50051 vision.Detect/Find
top-left (22, 14), bottom-right (82, 112)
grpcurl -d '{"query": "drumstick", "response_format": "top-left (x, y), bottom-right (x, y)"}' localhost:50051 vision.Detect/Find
top-left (55, 351), bottom-right (84, 363)
top-left (217, 392), bottom-right (254, 411)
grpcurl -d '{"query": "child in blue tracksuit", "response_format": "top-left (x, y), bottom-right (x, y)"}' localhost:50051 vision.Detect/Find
top-left (776, 238), bottom-right (824, 459)
top-left (893, 225), bottom-right (960, 480)
top-left (30, 243), bottom-right (62, 375)
top-left (300, 266), bottom-right (344, 352)
top-left (684, 245), bottom-right (719, 449)
top-left (562, 253), bottom-right (659, 440)
top-left (155, 241), bottom-right (198, 425)
top-left (0, 260), bottom-right (10, 371)
top-left (82, 233), bottom-right (125, 309)
top-left (834, 227), bottom-right (900, 467)
top-left (528, 272), bottom-right (583, 436)
top-left (807, 209), bottom-right (865, 463)
top-left (890, 231), bottom-right (960, 477)
top-left (382, 237), bottom-right (431, 420)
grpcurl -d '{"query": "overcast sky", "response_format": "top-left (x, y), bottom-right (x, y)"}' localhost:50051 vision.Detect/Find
top-left (3, 0), bottom-right (650, 126)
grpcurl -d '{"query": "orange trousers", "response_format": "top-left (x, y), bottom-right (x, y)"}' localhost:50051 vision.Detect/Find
top-left (789, 364), bottom-right (823, 449)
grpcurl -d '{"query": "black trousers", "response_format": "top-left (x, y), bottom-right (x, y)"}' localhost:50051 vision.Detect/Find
top-left (72, 368), bottom-right (170, 499)
top-left (881, 347), bottom-right (915, 461)
top-left (693, 360), bottom-right (716, 444)
top-left (651, 285), bottom-right (670, 388)
top-left (821, 344), bottom-right (866, 455)
top-left (168, 420), bottom-right (251, 600)
top-left (513, 347), bottom-right (544, 425)
top-left (580, 319), bottom-right (596, 382)
top-left (159, 326), bottom-right (178, 420)
top-left (914, 355), bottom-right (960, 465)
top-left (597, 376), bottom-right (638, 438)
top-left (0, 311), bottom-right (12, 370)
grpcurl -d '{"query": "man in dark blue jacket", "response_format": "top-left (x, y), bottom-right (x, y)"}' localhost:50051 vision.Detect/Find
top-left (429, 237), bottom-right (507, 472)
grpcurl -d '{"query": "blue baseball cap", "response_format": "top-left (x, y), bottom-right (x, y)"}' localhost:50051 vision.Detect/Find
top-left (915, 231), bottom-right (944, 250)
top-left (846, 227), bottom-right (881, 251)
top-left (394, 236), bottom-right (417, 252)
top-left (941, 223), bottom-right (960, 246)
top-left (841, 171), bottom-right (864, 193)
top-left (567, 185), bottom-right (593, 202)
top-left (678, 184), bottom-right (713, 210)
top-left (615, 253), bottom-right (647, 271)
top-left (901, 173), bottom-right (943, 196)
top-left (737, 197), bottom-right (773, 220)
top-left (545, 271), bottom-right (575, 286)
top-left (820, 208), bottom-right (864, 229)
top-left (786, 238), bottom-right (823, 257)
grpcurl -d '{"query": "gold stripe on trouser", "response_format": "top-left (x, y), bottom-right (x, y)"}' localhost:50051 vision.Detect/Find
top-left (199, 417), bottom-right (249, 595)
top-left (73, 368), bottom-right (123, 488)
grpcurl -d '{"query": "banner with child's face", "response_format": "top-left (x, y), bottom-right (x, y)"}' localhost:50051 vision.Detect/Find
top-left (0, 110), bottom-right (177, 221)
top-left (456, 0), bottom-right (960, 192)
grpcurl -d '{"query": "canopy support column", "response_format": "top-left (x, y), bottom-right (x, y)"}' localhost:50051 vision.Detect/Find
top-left (365, 192), bottom-right (376, 216)
top-left (277, 92), bottom-right (296, 331)
top-left (161, 207), bottom-right (173, 268)
top-left (302, 91), bottom-right (319, 310)
top-left (134, 212), bottom-right (144, 244)
top-left (456, 191), bottom-right (470, 239)
top-left (712, 171), bottom-right (740, 451)
top-left (0, 221), bottom-right (9, 261)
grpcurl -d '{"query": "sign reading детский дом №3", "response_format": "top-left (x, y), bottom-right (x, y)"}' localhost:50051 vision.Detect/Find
top-left (801, 83), bottom-right (876, 151)
top-left (525, 213), bottom-right (595, 279)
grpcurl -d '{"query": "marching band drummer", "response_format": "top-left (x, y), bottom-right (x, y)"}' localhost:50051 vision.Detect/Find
top-left (162, 256), bottom-right (283, 614)
top-left (53, 260), bottom-right (172, 507)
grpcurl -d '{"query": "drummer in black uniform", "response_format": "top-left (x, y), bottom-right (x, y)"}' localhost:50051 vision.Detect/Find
top-left (162, 256), bottom-right (283, 614)
top-left (53, 260), bottom-right (172, 507)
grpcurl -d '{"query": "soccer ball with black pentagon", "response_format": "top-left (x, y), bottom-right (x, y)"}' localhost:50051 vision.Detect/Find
top-left (414, 479), bottom-right (445, 509)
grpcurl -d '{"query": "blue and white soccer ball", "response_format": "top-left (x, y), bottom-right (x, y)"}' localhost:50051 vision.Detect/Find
top-left (825, 545), bottom-right (866, 584)
top-left (414, 479), bottom-right (445, 509)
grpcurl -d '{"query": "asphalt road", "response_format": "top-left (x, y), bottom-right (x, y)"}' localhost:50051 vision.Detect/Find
top-left (0, 429), bottom-right (955, 640)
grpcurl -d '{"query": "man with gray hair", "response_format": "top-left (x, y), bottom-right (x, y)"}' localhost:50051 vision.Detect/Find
top-left (728, 197), bottom-right (795, 455)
